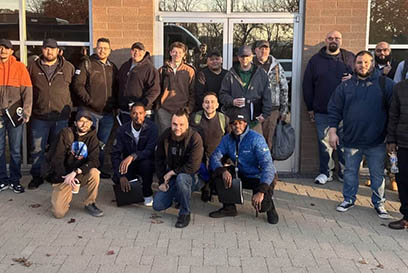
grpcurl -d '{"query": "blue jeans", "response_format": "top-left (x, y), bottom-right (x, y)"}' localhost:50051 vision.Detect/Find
top-left (83, 110), bottom-right (114, 168)
top-left (342, 143), bottom-right (386, 207)
top-left (153, 173), bottom-right (199, 215)
top-left (30, 118), bottom-right (68, 178)
top-left (0, 116), bottom-right (23, 184)
top-left (314, 113), bottom-right (344, 176)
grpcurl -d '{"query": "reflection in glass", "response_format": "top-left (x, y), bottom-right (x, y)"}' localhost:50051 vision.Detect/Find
top-left (0, 0), bottom-right (20, 40)
top-left (369, 0), bottom-right (408, 45)
top-left (232, 0), bottom-right (299, 13)
top-left (163, 22), bottom-right (223, 69)
top-left (26, 0), bottom-right (89, 41)
top-left (159, 0), bottom-right (226, 12)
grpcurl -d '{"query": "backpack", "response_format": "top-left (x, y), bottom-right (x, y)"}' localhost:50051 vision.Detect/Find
top-left (193, 110), bottom-right (226, 135)
top-left (271, 120), bottom-right (296, 161)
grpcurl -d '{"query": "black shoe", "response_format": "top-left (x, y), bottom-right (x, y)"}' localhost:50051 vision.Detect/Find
top-left (0, 182), bottom-right (9, 192)
top-left (10, 183), bottom-right (25, 194)
top-left (209, 205), bottom-right (237, 218)
top-left (175, 214), bottom-right (190, 228)
top-left (100, 172), bottom-right (111, 179)
top-left (84, 203), bottom-right (104, 217)
top-left (28, 177), bottom-right (44, 190)
top-left (388, 219), bottom-right (408, 230)
top-left (267, 207), bottom-right (279, 224)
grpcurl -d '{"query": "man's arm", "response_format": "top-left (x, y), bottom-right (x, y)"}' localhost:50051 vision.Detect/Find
top-left (155, 134), bottom-right (167, 184)
top-left (19, 64), bottom-right (33, 121)
top-left (209, 135), bottom-right (229, 173)
top-left (387, 84), bottom-right (401, 144)
top-left (143, 67), bottom-right (161, 110)
top-left (277, 63), bottom-right (289, 115)
top-left (135, 122), bottom-right (158, 161)
top-left (393, 61), bottom-right (404, 83)
top-left (219, 73), bottom-right (234, 107)
top-left (194, 70), bottom-right (207, 109)
top-left (302, 60), bottom-right (315, 112)
top-left (254, 136), bottom-right (276, 192)
top-left (261, 72), bottom-right (273, 117)
top-left (72, 60), bottom-right (92, 105)
top-left (78, 133), bottom-right (100, 174)
top-left (186, 69), bottom-right (196, 113)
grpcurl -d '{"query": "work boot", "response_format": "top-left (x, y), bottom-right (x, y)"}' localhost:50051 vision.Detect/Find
top-left (209, 205), bottom-right (237, 218)
top-left (388, 219), bottom-right (408, 230)
top-left (175, 214), bottom-right (190, 228)
top-left (267, 207), bottom-right (279, 224)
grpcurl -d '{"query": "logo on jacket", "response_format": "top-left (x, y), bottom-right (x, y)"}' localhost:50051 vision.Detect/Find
top-left (71, 141), bottom-right (88, 160)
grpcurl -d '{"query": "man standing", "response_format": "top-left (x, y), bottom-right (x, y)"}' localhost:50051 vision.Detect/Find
top-left (153, 109), bottom-right (203, 228)
top-left (387, 79), bottom-right (408, 229)
top-left (219, 45), bottom-right (272, 134)
top-left (194, 51), bottom-right (228, 111)
top-left (253, 40), bottom-right (289, 149)
top-left (73, 37), bottom-right (118, 178)
top-left (209, 109), bottom-right (278, 224)
top-left (117, 42), bottom-right (160, 123)
top-left (374, 41), bottom-right (398, 80)
top-left (48, 110), bottom-right (102, 218)
top-left (394, 59), bottom-right (408, 83)
top-left (111, 102), bottom-right (158, 206)
top-left (328, 51), bottom-right (394, 218)
top-left (156, 42), bottom-right (195, 135)
top-left (0, 39), bottom-right (32, 194)
top-left (27, 38), bottom-right (75, 189)
top-left (303, 30), bottom-right (354, 184)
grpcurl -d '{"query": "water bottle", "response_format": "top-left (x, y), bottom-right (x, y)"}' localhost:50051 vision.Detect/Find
top-left (390, 152), bottom-right (399, 174)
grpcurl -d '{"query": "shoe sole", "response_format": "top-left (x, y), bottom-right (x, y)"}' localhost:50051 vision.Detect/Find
top-left (13, 190), bottom-right (24, 194)
top-left (377, 214), bottom-right (391, 219)
top-left (0, 186), bottom-right (9, 192)
top-left (336, 204), bottom-right (354, 212)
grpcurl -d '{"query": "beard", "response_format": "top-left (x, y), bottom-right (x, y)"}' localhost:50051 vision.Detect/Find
top-left (43, 54), bottom-right (57, 62)
top-left (357, 67), bottom-right (373, 78)
top-left (328, 43), bottom-right (339, 53)
top-left (375, 54), bottom-right (392, 65)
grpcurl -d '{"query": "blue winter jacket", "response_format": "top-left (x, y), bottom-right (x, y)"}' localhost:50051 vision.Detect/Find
top-left (210, 126), bottom-right (276, 185)
top-left (111, 119), bottom-right (158, 178)
top-left (303, 47), bottom-right (354, 114)
top-left (328, 70), bottom-right (395, 149)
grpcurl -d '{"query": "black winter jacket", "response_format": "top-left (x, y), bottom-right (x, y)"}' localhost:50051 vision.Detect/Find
top-left (72, 54), bottom-right (119, 114)
top-left (28, 56), bottom-right (75, 120)
top-left (111, 119), bottom-right (158, 178)
top-left (388, 80), bottom-right (408, 148)
top-left (155, 127), bottom-right (203, 184)
top-left (117, 52), bottom-right (160, 111)
top-left (48, 127), bottom-right (100, 183)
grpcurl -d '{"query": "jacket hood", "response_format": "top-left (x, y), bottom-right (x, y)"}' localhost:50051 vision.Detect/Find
top-left (74, 126), bottom-right (97, 139)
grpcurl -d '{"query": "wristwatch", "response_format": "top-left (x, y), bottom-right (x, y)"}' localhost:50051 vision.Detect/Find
top-left (74, 168), bottom-right (81, 175)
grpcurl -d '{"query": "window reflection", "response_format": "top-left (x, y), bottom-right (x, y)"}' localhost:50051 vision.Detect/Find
top-left (232, 0), bottom-right (299, 12)
top-left (26, 0), bottom-right (89, 41)
top-left (159, 0), bottom-right (226, 12)
top-left (0, 0), bottom-right (20, 40)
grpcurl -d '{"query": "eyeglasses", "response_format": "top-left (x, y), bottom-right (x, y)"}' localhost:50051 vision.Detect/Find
top-left (375, 48), bottom-right (390, 53)
top-left (327, 37), bottom-right (341, 41)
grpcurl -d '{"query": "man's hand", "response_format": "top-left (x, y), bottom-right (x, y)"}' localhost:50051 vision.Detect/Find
top-left (341, 74), bottom-right (352, 82)
top-left (387, 143), bottom-right (397, 154)
top-left (280, 113), bottom-right (287, 122)
top-left (308, 111), bottom-right (315, 122)
top-left (62, 171), bottom-right (78, 188)
top-left (120, 176), bottom-right (131, 192)
top-left (119, 155), bottom-right (134, 175)
top-left (222, 170), bottom-right (232, 189)
top-left (252, 192), bottom-right (265, 211)
top-left (383, 62), bottom-right (392, 75)
top-left (256, 114), bottom-right (265, 123)
top-left (328, 128), bottom-right (339, 150)
top-left (164, 170), bottom-right (176, 184)
top-left (233, 98), bottom-right (245, 108)
top-left (19, 115), bottom-right (29, 123)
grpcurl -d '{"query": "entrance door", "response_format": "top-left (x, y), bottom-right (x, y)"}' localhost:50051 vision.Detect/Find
top-left (160, 16), bottom-right (302, 172)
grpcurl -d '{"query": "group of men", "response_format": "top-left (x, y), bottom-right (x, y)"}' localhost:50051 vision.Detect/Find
top-left (0, 36), bottom-right (288, 228)
top-left (304, 30), bottom-right (408, 230)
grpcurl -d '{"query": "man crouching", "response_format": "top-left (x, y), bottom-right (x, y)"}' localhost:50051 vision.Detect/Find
top-left (48, 110), bottom-right (102, 218)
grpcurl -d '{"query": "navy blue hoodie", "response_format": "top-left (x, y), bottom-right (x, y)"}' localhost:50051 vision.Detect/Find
top-left (303, 47), bottom-right (354, 114)
top-left (328, 70), bottom-right (395, 149)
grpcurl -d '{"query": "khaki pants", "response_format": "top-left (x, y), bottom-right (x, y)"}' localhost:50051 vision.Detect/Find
top-left (51, 168), bottom-right (100, 218)
top-left (262, 110), bottom-right (280, 150)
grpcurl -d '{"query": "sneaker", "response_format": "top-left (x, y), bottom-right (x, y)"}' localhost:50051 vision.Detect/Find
top-left (10, 183), bottom-right (25, 194)
top-left (144, 196), bottom-right (153, 207)
top-left (84, 203), bottom-right (104, 217)
top-left (375, 205), bottom-right (391, 219)
top-left (28, 177), bottom-right (44, 190)
top-left (209, 205), bottom-right (237, 218)
top-left (336, 201), bottom-right (354, 212)
top-left (314, 174), bottom-right (332, 185)
top-left (0, 182), bottom-right (9, 192)
top-left (267, 207), bottom-right (279, 224)
top-left (175, 214), bottom-right (190, 228)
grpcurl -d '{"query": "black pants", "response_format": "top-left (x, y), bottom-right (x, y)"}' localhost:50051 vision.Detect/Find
top-left (113, 159), bottom-right (154, 197)
top-left (396, 147), bottom-right (408, 220)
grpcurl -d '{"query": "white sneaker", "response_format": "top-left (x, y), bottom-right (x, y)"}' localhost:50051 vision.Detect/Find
top-left (375, 204), bottom-right (391, 219)
top-left (314, 174), bottom-right (332, 185)
top-left (144, 196), bottom-right (153, 207)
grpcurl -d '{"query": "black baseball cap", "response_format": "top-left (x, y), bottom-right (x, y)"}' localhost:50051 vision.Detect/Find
top-left (75, 110), bottom-right (93, 122)
top-left (255, 40), bottom-right (269, 48)
top-left (0, 39), bottom-right (12, 49)
top-left (229, 108), bottom-right (248, 123)
top-left (43, 38), bottom-right (58, 48)
top-left (207, 51), bottom-right (221, 58)
top-left (131, 42), bottom-right (145, 51)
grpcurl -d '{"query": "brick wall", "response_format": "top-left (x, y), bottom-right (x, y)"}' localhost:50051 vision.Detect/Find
top-left (300, 0), bottom-right (369, 174)
top-left (92, 0), bottom-right (155, 66)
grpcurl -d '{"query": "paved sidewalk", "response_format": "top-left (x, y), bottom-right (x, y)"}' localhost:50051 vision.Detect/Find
top-left (0, 176), bottom-right (407, 273)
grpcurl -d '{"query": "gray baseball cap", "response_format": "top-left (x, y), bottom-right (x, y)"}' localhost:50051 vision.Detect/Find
top-left (237, 45), bottom-right (253, 57)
